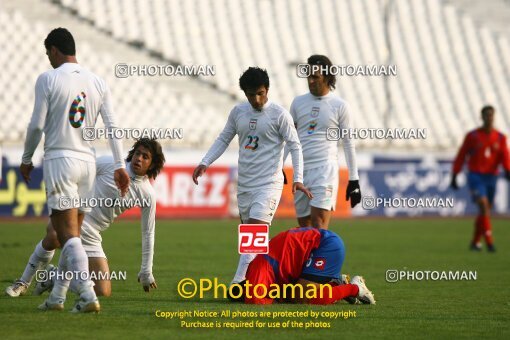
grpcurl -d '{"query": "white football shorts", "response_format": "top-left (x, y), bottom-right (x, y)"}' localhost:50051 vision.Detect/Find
top-left (294, 163), bottom-right (339, 218)
top-left (80, 217), bottom-right (107, 259)
top-left (237, 187), bottom-right (282, 224)
top-left (43, 157), bottom-right (95, 214)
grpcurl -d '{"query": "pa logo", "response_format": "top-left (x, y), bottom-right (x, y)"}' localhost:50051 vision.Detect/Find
top-left (238, 224), bottom-right (269, 254)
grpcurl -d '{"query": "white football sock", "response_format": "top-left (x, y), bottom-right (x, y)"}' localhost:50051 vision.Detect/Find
top-left (47, 266), bottom-right (78, 295)
top-left (48, 250), bottom-right (70, 304)
top-left (69, 274), bottom-right (78, 294)
top-left (64, 237), bottom-right (97, 301)
top-left (20, 240), bottom-right (55, 284)
top-left (231, 253), bottom-right (257, 284)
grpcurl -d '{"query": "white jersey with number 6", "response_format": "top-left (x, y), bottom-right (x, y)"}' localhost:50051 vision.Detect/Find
top-left (22, 63), bottom-right (124, 169)
top-left (200, 101), bottom-right (303, 191)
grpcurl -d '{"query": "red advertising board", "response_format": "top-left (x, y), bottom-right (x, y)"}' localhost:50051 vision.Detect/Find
top-left (121, 166), bottom-right (231, 218)
top-left (120, 166), bottom-right (351, 219)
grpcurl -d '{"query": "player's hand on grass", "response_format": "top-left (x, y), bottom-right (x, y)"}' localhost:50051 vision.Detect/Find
top-left (450, 174), bottom-right (459, 190)
top-left (346, 180), bottom-right (361, 208)
top-left (114, 168), bottom-right (131, 196)
top-left (138, 272), bottom-right (157, 292)
top-left (192, 164), bottom-right (207, 184)
top-left (19, 162), bottom-right (34, 184)
top-left (293, 182), bottom-right (313, 199)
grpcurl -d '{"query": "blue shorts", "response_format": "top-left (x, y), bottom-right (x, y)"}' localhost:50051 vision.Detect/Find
top-left (301, 229), bottom-right (345, 280)
top-left (467, 172), bottom-right (497, 204)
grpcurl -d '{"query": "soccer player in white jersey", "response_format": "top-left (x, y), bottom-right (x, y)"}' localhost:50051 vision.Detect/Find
top-left (6, 138), bottom-right (163, 298)
top-left (290, 55), bottom-right (361, 229)
top-left (19, 28), bottom-right (130, 312)
top-left (192, 67), bottom-right (313, 284)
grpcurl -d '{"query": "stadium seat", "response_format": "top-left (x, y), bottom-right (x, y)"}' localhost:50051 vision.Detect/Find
top-left (1, 0), bottom-right (510, 151)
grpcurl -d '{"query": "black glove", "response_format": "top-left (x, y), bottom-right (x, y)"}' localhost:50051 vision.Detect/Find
top-left (346, 180), bottom-right (361, 208)
top-left (450, 174), bottom-right (458, 190)
top-left (282, 170), bottom-right (288, 185)
top-left (505, 171), bottom-right (510, 181)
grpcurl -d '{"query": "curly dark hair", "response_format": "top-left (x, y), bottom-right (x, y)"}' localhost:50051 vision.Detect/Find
top-left (126, 138), bottom-right (165, 179)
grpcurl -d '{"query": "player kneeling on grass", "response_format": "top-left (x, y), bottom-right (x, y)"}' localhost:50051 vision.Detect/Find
top-left (5, 138), bottom-right (164, 301)
top-left (229, 227), bottom-right (375, 305)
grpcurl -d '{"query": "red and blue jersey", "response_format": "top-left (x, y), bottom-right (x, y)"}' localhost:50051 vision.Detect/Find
top-left (253, 227), bottom-right (344, 284)
top-left (244, 227), bottom-right (345, 304)
top-left (264, 227), bottom-right (322, 284)
top-left (453, 128), bottom-right (510, 175)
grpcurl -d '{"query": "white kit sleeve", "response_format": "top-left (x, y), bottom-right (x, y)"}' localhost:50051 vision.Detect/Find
top-left (99, 84), bottom-right (125, 170)
top-left (279, 111), bottom-right (303, 183)
top-left (139, 187), bottom-right (156, 274)
top-left (338, 103), bottom-right (359, 180)
top-left (22, 74), bottom-right (50, 164)
top-left (200, 108), bottom-right (237, 167)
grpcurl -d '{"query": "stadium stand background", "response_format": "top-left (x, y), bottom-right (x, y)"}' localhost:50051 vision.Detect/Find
top-left (1, 0), bottom-right (510, 153)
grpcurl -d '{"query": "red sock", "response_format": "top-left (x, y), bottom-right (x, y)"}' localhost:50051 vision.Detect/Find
top-left (480, 215), bottom-right (493, 246)
top-left (308, 284), bottom-right (359, 305)
top-left (473, 216), bottom-right (483, 244)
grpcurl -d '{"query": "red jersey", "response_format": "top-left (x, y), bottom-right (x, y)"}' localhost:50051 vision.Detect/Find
top-left (264, 227), bottom-right (321, 284)
top-left (244, 227), bottom-right (322, 304)
top-left (453, 128), bottom-right (510, 175)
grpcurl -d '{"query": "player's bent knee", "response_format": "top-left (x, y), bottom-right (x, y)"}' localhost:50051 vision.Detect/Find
top-left (312, 220), bottom-right (327, 229)
top-left (94, 281), bottom-right (111, 297)
top-left (297, 216), bottom-right (312, 228)
top-left (42, 222), bottom-right (60, 249)
top-left (42, 238), bottom-right (59, 250)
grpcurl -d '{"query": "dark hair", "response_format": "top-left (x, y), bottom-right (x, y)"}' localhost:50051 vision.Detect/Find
top-left (44, 28), bottom-right (76, 56)
top-left (307, 54), bottom-right (336, 90)
top-left (126, 138), bottom-right (165, 179)
top-left (239, 67), bottom-right (270, 92)
top-left (481, 105), bottom-right (495, 116)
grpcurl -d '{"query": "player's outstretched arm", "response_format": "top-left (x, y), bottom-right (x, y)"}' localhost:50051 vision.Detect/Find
top-left (451, 133), bottom-right (471, 185)
top-left (194, 108), bottom-right (237, 185)
top-left (337, 103), bottom-right (361, 208)
top-left (138, 188), bottom-right (157, 292)
top-left (99, 85), bottom-right (125, 168)
top-left (279, 110), bottom-right (305, 187)
top-left (99, 83), bottom-right (130, 195)
top-left (281, 101), bottom-right (298, 180)
top-left (21, 74), bottom-right (50, 182)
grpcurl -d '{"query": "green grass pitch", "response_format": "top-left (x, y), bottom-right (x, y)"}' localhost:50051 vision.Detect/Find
top-left (1, 218), bottom-right (509, 339)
